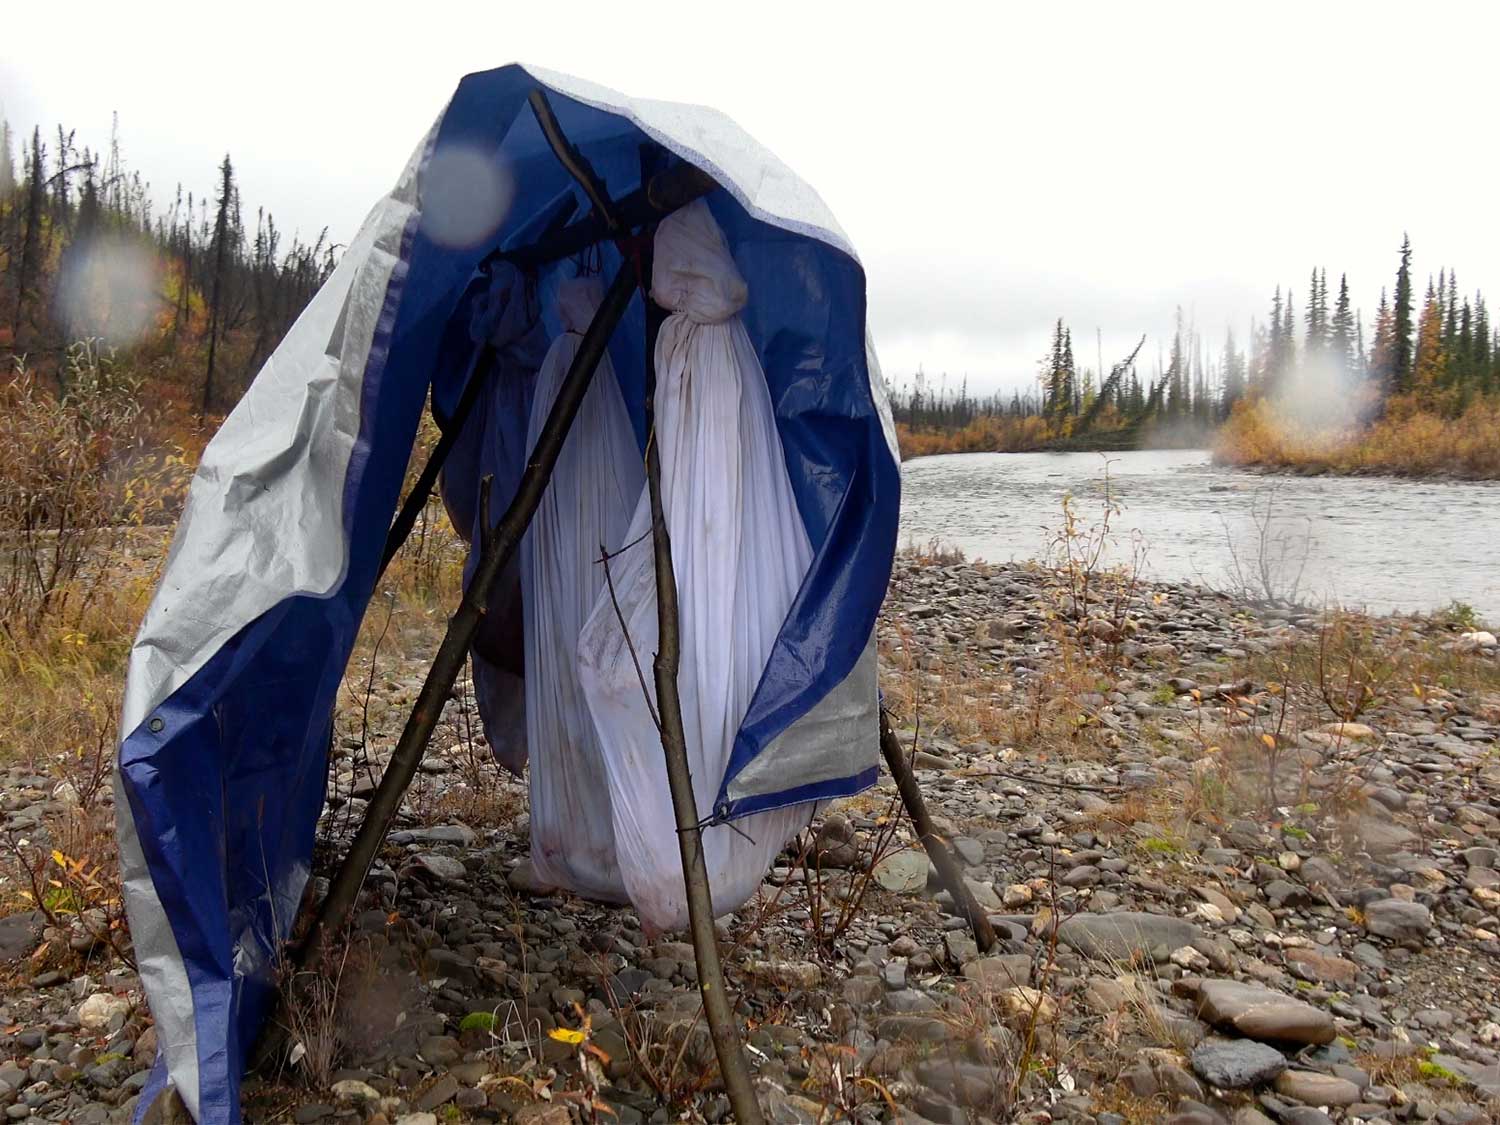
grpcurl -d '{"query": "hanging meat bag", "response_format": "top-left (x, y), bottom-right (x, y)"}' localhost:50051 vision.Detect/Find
top-left (577, 201), bottom-right (816, 934)
top-left (522, 276), bottom-right (644, 900)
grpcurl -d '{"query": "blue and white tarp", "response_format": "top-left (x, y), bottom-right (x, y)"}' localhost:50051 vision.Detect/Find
top-left (116, 63), bottom-right (899, 1122)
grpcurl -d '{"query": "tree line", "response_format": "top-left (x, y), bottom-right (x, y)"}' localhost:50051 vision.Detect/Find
top-left (890, 234), bottom-right (1500, 452)
top-left (0, 116), bottom-right (337, 415)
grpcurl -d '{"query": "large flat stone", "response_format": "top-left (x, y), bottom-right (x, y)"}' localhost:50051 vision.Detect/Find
top-left (1353, 815), bottom-right (1417, 854)
top-left (1363, 899), bottom-right (1432, 944)
top-left (1430, 1053), bottom-right (1500, 1099)
top-left (1189, 979), bottom-right (1336, 1045)
top-left (1284, 947), bottom-right (1358, 987)
top-left (1057, 911), bottom-right (1203, 963)
top-left (873, 850), bottom-right (929, 893)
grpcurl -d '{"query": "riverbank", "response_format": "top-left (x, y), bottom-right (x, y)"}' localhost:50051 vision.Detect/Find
top-left (897, 396), bottom-right (1500, 480)
top-left (894, 420), bottom-right (1210, 462)
top-left (2, 548), bottom-right (1498, 1123)
top-left (1213, 397), bottom-right (1500, 480)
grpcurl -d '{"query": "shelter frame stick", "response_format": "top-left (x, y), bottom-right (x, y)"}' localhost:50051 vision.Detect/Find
top-left (297, 262), bottom-right (639, 968)
top-left (642, 304), bottom-right (768, 1125)
top-left (880, 708), bottom-right (998, 952)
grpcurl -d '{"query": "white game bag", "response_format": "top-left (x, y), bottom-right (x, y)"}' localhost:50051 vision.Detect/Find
top-left (522, 276), bottom-right (644, 900)
top-left (577, 202), bottom-right (816, 934)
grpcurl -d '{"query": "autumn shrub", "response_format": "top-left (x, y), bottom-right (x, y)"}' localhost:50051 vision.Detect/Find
top-left (1214, 394), bottom-right (1500, 478)
top-left (896, 414), bottom-right (1052, 459)
top-left (0, 342), bottom-right (191, 963)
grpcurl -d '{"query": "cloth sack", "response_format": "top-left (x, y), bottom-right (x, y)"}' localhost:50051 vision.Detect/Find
top-left (577, 201), bottom-right (816, 933)
top-left (522, 276), bottom-right (644, 899)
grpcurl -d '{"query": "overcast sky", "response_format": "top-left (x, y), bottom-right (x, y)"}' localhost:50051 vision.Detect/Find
top-left (5, 2), bottom-right (1497, 394)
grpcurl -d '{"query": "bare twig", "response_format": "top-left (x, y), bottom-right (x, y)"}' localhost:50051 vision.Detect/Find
top-left (597, 542), bottom-right (661, 733)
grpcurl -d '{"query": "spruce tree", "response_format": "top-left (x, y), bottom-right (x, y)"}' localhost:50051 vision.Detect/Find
top-left (1304, 268), bottom-right (1329, 360)
top-left (1474, 296), bottom-right (1491, 390)
top-left (1392, 234), bottom-right (1415, 392)
top-left (1221, 328), bottom-right (1246, 415)
top-left (1330, 273), bottom-right (1355, 379)
top-left (0, 119), bottom-right (15, 200)
top-left (1267, 288), bottom-right (1285, 391)
top-left (1281, 290), bottom-right (1296, 381)
top-left (1443, 269), bottom-right (1459, 356)
top-left (1061, 326), bottom-right (1077, 421)
top-left (1368, 289), bottom-right (1394, 389)
top-left (202, 154), bottom-right (239, 416)
top-left (1165, 310), bottom-right (1187, 420)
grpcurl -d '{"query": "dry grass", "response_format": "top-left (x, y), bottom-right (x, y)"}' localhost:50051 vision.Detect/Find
top-left (1089, 1084), bottom-right (1174, 1124)
top-left (1215, 394), bottom-right (1500, 478)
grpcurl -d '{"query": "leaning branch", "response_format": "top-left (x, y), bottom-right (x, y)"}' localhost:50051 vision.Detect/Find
top-left (880, 708), bottom-right (998, 952)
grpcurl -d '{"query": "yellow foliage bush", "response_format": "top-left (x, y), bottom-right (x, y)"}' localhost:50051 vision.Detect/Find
top-left (896, 415), bottom-right (1052, 459)
top-left (1213, 395), bottom-right (1500, 479)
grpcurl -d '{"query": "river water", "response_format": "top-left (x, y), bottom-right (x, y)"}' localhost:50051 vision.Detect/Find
top-left (898, 449), bottom-right (1500, 623)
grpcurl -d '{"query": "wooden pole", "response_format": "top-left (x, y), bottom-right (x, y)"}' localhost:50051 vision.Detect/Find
top-left (642, 306), bottom-right (767, 1125)
top-left (527, 89), bottom-right (622, 231)
top-left (297, 263), bottom-right (639, 967)
top-left (520, 107), bottom-right (761, 1119)
top-left (880, 708), bottom-right (998, 953)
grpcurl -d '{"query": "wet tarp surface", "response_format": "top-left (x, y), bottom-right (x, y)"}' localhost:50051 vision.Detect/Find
top-left (116, 63), bottom-right (900, 1122)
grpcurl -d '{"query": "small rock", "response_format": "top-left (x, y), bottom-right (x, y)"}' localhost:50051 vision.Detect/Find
top-left (331, 1079), bottom-right (381, 1105)
top-left (415, 1073), bottom-right (460, 1112)
top-left (78, 993), bottom-right (130, 1031)
top-left (872, 851), bottom-right (929, 893)
top-left (0, 912), bottom-right (46, 964)
top-left (417, 1035), bottom-right (462, 1067)
top-left (1273, 1069), bottom-right (1362, 1107)
top-left (506, 858), bottom-right (557, 896)
top-left (1191, 1038), bottom-right (1289, 1089)
top-left (407, 853), bottom-right (466, 883)
top-left (1284, 948), bottom-right (1358, 987)
top-left (1002, 883), bottom-right (1033, 908)
top-left (960, 955), bottom-right (1031, 989)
